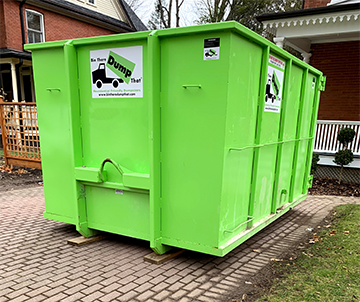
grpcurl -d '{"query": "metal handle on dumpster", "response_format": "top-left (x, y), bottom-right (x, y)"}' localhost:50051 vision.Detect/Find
top-left (182, 85), bottom-right (201, 89)
top-left (46, 88), bottom-right (61, 92)
top-left (224, 216), bottom-right (254, 233)
top-left (99, 158), bottom-right (125, 182)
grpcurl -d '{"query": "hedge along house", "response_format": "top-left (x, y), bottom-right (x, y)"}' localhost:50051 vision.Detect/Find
top-left (0, 0), bottom-right (147, 168)
top-left (258, 0), bottom-right (360, 183)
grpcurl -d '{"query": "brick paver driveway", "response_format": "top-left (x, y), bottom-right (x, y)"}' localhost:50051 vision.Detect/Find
top-left (1, 187), bottom-right (358, 302)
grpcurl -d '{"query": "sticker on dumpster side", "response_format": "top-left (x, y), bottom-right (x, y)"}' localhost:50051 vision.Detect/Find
top-left (204, 38), bottom-right (220, 60)
top-left (264, 54), bottom-right (285, 113)
top-left (90, 46), bottom-right (143, 98)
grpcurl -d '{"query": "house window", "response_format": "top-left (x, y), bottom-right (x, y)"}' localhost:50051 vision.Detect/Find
top-left (25, 10), bottom-right (44, 43)
top-left (87, 0), bottom-right (95, 5)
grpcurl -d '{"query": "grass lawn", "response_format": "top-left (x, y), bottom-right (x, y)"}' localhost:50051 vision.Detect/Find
top-left (0, 148), bottom-right (3, 157)
top-left (257, 204), bottom-right (360, 302)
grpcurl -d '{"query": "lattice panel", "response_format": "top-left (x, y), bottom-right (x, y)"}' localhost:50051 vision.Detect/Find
top-left (315, 165), bottom-right (360, 184)
top-left (0, 103), bottom-right (41, 161)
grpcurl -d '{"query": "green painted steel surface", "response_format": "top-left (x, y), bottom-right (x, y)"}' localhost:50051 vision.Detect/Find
top-left (26, 22), bottom-right (325, 256)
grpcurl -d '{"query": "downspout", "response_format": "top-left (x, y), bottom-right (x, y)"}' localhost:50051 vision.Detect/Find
top-left (18, 0), bottom-right (27, 101)
top-left (16, 59), bottom-right (23, 102)
top-left (20, 0), bottom-right (27, 50)
top-left (16, 59), bottom-right (24, 136)
top-left (302, 0), bottom-right (305, 9)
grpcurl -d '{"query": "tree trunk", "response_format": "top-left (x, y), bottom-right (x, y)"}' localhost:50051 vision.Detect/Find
top-left (338, 165), bottom-right (343, 185)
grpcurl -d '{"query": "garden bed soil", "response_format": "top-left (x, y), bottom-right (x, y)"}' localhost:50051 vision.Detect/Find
top-left (309, 177), bottom-right (359, 197)
top-left (0, 154), bottom-right (43, 192)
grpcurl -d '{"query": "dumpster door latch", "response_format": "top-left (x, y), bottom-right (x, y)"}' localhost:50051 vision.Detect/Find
top-left (319, 76), bottom-right (326, 91)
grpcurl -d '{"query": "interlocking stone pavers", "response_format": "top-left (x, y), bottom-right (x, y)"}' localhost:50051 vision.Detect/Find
top-left (0, 187), bottom-right (359, 301)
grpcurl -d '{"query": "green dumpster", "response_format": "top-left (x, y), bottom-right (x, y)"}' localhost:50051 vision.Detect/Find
top-left (25, 22), bottom-right (325, 257)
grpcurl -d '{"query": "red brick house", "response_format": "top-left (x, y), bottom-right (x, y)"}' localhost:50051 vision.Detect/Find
top-left (0, 0), bottom-right (146, 168)
top-left (258, 0), bottom-right (360, 181)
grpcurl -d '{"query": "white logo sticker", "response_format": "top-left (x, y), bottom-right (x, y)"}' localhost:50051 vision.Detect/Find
top-left (264, 55), bottom-right (285, 113)
top-left (204, 38), bottom-right (220, 60)
top-left (90, 46), bottom-right (143, 98)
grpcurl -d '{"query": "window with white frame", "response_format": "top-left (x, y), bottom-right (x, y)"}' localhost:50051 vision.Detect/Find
top-left (87, 0), bottom-right (95, 5)
top-left (25, 10), bottom-right (45, 43)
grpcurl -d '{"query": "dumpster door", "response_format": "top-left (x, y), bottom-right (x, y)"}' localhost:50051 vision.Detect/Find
top-left (160, 34), bottom-right (230, 248)
top-left (75, 43), bottom-right (151, 240)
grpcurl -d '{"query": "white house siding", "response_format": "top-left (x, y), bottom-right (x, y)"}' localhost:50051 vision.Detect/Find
top-left (65, 0), bottom-right (128, 23)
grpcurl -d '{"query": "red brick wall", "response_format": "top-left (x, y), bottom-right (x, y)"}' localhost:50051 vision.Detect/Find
top-left (304, 0), bottom-right (331, 8)
top-left (1, 0), bottom-right (118, 51)
top-left (1, 0), bottom-right (23, 50)
top-left (310, 41), bottom-right (360, 121)
top-left (0, 1), bottom-right (6, 48)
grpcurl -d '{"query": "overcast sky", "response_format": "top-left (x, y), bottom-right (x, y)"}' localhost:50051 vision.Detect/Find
top-left (132, 0), bottom-right (200, 28)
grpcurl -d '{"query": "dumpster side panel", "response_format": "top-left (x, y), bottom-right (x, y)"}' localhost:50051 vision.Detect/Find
top-left (275, 64), bottom-right (304, 208)
top-left (220, 34), bottom-right (263, 245)
top-left (251, 52), bottom-right (284, 224)
top-left (293, 72), bottom-right (318, 198)
top-left (31, 48), bottom-right (77, 224)
top-left (160, 33), bottom-right (230, 249)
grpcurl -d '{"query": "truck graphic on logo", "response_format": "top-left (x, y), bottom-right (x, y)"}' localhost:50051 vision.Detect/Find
top-left (92, 63), bottom-right (124, 89)
top-left (265, 71), bottom-right (281, 103)
top-left (205, 49), bottom-right (217, 57)
top-left (92, 51), bottom-right (136, 88)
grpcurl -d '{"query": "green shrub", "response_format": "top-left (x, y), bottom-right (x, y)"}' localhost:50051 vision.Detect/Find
top-left (333, 149), bottom-right (354, 167)
top-left (337, 128), bottom-right (356, 146)
top-left (333, 127), bottom-right (356, 184)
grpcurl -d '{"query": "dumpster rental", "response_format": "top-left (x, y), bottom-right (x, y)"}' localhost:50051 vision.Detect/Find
top-left (25, 22), bottom-right (325, 257)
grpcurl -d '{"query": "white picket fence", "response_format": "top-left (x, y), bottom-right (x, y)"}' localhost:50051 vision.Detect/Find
top-left (314, 120), bottom-right (360, 156)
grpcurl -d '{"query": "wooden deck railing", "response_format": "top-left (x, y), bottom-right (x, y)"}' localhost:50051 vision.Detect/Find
top-left (0, 101), bottom-right (41, 169)
top-left (314, 120), bottom-right (360, 156)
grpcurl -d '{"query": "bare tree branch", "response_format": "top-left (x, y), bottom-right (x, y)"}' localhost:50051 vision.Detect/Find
top-left (149, 0), bottom-right (186, 28)
top-left (196, 0), bottom-right (302, 33)
top-left (126, 0), bottom-right (145, 12)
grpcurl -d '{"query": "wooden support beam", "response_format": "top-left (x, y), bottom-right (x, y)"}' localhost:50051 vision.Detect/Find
top-left (67, 235), bottom-right (107, 246)
top-left (143, 249), bottom-right (184, 265)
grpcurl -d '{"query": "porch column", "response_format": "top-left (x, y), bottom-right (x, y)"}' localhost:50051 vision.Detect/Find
top-left (273, 37), bottom-right (285, 49)
top-left (10, 61), bottom-right (19, 102)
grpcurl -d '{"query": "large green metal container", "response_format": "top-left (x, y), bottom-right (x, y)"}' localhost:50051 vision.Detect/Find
top-left (25, 22), bottom-right (325, 257)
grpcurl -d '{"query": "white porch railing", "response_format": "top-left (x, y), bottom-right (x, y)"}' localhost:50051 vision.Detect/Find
top-left (314, 120), bottom-right (360, 156)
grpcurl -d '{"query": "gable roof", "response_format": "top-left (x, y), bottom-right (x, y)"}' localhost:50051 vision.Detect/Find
top-left (119, 0), bottom-right (148, 32)
top-left (21, 0), bottom-right (147, 32)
